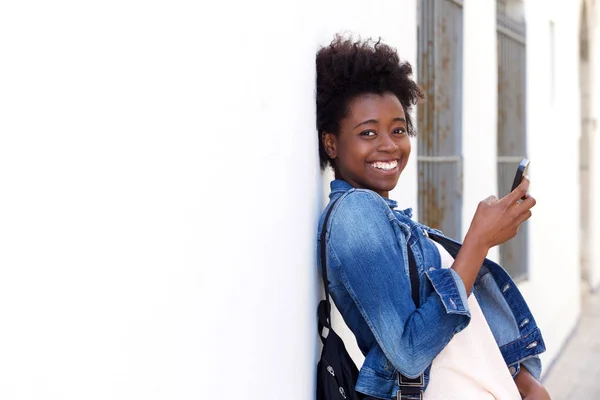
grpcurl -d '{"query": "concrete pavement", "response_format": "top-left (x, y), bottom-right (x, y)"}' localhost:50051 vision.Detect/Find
top-left (543, 289), bottom-right (600, 399)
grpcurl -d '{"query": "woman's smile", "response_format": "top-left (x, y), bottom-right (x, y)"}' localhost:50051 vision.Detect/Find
top-left (367, 159), bottom-right (399, 173)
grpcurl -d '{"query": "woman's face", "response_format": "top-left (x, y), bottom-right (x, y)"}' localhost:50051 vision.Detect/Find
top-left (324, 92), bottom-right (411, 198)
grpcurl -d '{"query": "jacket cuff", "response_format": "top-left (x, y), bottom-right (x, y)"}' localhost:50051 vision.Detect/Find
top-left (425, 268), bottom-right (471, 317)
top-left (518, 356), bottom-right (543, 380)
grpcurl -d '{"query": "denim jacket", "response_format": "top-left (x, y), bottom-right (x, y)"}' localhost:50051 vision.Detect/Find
top-left (317, 180), bottom-right (546, 399)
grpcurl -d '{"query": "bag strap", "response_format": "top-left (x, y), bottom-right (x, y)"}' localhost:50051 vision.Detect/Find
top-left (407, 243), bottom-right (420, 306)
top-left (318, 198), bottom-right (339, 339)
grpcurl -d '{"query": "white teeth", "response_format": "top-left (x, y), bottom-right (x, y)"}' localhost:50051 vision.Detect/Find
top-left (370, 160), bottom-right (398, 171)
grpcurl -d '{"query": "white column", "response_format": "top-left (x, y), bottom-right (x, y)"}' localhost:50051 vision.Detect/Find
top-left (461, 0), bottom-right (499, 260)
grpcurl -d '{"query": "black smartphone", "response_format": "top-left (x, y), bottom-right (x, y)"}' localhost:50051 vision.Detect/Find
top-left (511, 158), bottom-right (530, 193)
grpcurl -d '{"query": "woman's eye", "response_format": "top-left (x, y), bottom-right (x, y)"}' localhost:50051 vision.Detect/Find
top-left (393, 128), bottom-right (407, 135)
top-left (359, 130), bottom-right (376, 137)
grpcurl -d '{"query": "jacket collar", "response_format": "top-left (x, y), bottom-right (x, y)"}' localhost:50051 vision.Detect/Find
top-left (329, 179), bottom-right (413, 218)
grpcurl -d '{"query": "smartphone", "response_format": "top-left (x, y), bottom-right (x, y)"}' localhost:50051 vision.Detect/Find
top-left (511, 158), bottom-right (530, 193)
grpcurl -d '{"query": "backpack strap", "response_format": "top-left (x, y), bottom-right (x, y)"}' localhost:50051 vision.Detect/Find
top-left (318, 198), bottom-right (339, 342)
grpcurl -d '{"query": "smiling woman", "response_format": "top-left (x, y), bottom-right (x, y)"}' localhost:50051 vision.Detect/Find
top-left (315, 36), bottom-right (550, 400)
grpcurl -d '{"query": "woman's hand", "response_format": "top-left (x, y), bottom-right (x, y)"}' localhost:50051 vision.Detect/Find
top-left (514, 366), bottom-right (551, 399)
top-left (452, 177), bottom-right (536, 293)
top-left (523, 385), bottom-right (551, 400)
top-left (465, 177), bottom-right (536, 250)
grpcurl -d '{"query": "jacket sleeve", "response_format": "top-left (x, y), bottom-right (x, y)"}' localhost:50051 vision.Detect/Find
top-left (328, 190), bottom-right (471, 378)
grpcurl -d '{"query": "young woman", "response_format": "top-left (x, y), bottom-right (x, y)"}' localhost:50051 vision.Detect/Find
top-left (316, 36), bottom-right (551, 400)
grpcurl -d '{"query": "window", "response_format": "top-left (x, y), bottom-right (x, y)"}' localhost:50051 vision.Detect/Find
top-left (417, 0), bottom-right (464, 240)
top-left (497, 0), bottom-right (528, 280)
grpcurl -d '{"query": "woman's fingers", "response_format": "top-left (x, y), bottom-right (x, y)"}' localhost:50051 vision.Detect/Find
top-left (484, 195), bottom-right (499, 205)
top-left (516, 209), bottom-right (533, 225)
top-left (513, 195), bottom-right (536, 226)
top-left (519, 194), bottom-right (536, 210)
top-left (504, 175), bottom-right (530, 204)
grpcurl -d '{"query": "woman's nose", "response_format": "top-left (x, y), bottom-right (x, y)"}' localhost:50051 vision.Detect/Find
top-left (378, 134), bottom-right (399, 153)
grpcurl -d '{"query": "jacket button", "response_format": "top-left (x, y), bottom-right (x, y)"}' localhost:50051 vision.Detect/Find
top-left (423, 229), bottom-right (429, 237)
top-left (509, 366), bottom-right (517, 375)
top-left (449, 298), bottom-right (457, 309)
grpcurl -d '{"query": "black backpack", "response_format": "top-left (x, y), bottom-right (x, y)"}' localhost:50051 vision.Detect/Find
top-left (316, 199), bottom-right (423, 400)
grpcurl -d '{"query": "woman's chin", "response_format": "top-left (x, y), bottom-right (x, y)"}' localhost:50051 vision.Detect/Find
top-left (367, 178), bottom-right (400, 195)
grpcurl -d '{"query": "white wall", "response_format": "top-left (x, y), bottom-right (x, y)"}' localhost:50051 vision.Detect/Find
top-left (0, 0), bottom-right (421, 399)
top-left (0, 0), bottom-right (318, 398)
top-left (516, 0), bottom-right (582, 368)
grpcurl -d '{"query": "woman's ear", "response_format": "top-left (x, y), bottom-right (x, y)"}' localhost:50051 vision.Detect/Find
top-left (322, 132), bottom-right (337, 160)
